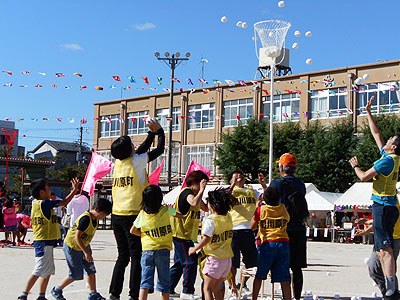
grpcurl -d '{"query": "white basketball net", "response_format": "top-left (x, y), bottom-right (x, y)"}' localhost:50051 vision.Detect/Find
top-left (254, 20), bottom-right (291, 59)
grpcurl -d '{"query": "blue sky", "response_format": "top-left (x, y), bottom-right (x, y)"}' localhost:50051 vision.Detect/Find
top-left (1, 0), bottom-right (399, 152)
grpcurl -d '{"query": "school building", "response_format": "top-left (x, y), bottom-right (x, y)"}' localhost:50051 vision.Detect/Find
top-left (92, 59), bottom-right (400, 185)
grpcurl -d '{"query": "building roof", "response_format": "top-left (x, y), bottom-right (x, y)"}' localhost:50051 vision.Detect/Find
top-left (0, 157), bottom-right (55, 166)
top-left (31, 140), bottom-right (91, 154)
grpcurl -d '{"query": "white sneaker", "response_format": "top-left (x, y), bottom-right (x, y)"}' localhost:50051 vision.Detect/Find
top-left (180, 293), bottom-right (201, 300)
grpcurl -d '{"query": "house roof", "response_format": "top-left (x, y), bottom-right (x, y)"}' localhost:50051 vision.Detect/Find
top-left (31, 140), bottom-right (92, 154)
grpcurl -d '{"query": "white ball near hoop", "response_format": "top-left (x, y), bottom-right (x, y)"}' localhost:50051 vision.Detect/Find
top-left (305, 31), bottom-right (312, 37)
top-left (268, 32), bottom-right (274, 38)
top-left (264, 46), bottom-right (281, 58)
top-left (236, 21), bottom-right (242, 27)
top-left (294, 30), bottom-right (301, 37)
top-left (241, 22), bottom-right (248, 29)
top-left (278, 1), bottom-right (285, 7)
top-left (306, 58), bottom-right (312, 65)
top-left (221, 16), bottom-right (227, 23)
top-left (363, 74), bottom-right (370, 80)
top-left (355, 77), bottom-right (364, 85)
top-left (292, 42), bottom-right (299, 49)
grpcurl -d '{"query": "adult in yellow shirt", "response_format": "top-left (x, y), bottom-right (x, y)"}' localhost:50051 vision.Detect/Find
top-left (108, 119), bottom-right (165, 300)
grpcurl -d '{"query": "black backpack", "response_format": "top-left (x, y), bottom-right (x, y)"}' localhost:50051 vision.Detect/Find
top-left (280, 178), bottom-right (309, 224)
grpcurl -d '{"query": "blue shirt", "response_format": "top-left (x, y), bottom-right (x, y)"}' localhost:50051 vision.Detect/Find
top-left (371, 147), bottom-right (397, 206)
top-left (269, 176), bottom-right (307, 231)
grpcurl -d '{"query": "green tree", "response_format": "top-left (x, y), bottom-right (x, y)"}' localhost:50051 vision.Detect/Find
top-left (46, 156), bottom-right (88, 182)
top-left (216, 118), bottom-right (267, 182)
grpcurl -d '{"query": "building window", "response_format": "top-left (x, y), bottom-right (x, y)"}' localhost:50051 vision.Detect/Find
top-left (262, 93), bottom-right (300, 122)
top-left (96, 151), bottom-right (115, 178)
top-left (183, 144), bottom-right (215, 175)
top-left (149, 148), bottom-right (180, 177)
top-left (188, 103), bottom-right (215, 129)
top-left (99, 114), bottom-right (120, 137)
top-left (310, 88), bottom-right (347, 119)
top-left (223, 99), bottom-right (253, 127)
top-left (127, 111), bottom-right (149, 135)
top-left (157, 107), bottom-right (181, 131)
top-left (357, 82), bottom-right (399, 115)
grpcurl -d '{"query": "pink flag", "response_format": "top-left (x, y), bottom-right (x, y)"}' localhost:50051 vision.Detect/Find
top-left (181, 161), bottom-right (211, 189)
top-left (149, 158), bottom-right (165, 185)
top-left (82, 151), bottom-right (114, 196)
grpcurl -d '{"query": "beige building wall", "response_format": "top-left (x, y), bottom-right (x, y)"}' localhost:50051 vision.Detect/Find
top-left (93, 60), bottom-right (400, 182)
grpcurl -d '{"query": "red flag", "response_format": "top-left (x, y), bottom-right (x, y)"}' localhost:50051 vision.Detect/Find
top-left (35, 84), bottom-right (43, 88)
top-left (2, 71), bottom-right (12, 75)
top-left (2, 128), bottom-right (17, 146)
top-left (258, 113), bottom-right (264, 118)
top-left (80, 85), bottom-right (87, 90)
top-left (235, 114), bottom-right (241, 120)
top-left (51, 83), bottom-right (57, 88)
top-left (80, 118), bottom-right (87, 124)
top-left (149, 158), bottom-right (165, 185)
top-left (262, 90), bottom-right (269, 95)
top-left (142, 77), bottom-right (149, 85)
top-left (112, 75), bottom-right (121, 81)
top-left (181, 161), bottom-right (211, 189)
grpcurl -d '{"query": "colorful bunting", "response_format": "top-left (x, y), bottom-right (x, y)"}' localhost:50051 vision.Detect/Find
top-left (2, 71), bottom-right (12, 76)
top-left (142, 77), bottom-right (149, 85)
top-left (95, 86), bottom-right (103, 90)
top-left (80, 85), bottom-right (87, 90)
top-left (73, 73), bottom-right (83, 77)
top-left (199, 78), bottom-right (208, 84)
top-left (112, 75), bottom-right (121, 82)
top-left (186, 78), bottom-right (193, 85)
top-left (56, 73), bottom-right (65, 77)
top-left (238, 80), bottom-right (247, 86)
top-left (128, 76), bottom-right (136, 83)
top-left (21, 71), bottom-right (30, 74)
top-left (157, 77), bottom-right (162, 85)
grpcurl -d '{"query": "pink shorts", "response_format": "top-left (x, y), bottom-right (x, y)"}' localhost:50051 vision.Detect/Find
top-left (203, 256), bottom-right (232, 279)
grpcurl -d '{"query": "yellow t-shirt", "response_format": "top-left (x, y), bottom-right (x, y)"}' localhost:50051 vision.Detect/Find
top-left (64, 212), bottom-right (98, 251)
top-left (171, 187), bottom-right (201, 241)
top-left (31, 200), bottom-right (61, 241)
top-left (229, 185), bottom-right (257, 226)
top-left (135, 206), bottom-right (175, 251)
top-left (257, 204), bottom-right (290, 242)
top-left (203, 214), bottom-right (234, 259)
top-left (112, 154), bottom-right (149, 216)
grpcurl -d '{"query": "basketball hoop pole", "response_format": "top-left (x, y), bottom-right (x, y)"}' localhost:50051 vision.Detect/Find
top-left (269, 63), bottom-right (275, 184)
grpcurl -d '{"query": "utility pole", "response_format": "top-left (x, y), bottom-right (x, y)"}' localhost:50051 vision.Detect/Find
top-left (155, 51), bottom-right (190, 187)
top-left (78, 125), bottom-right (83, 165)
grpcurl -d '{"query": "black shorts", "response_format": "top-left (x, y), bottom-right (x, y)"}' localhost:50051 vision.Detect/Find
top-left (288, 229), bottom-right (307, 269)
top-left (372, 202), bottom-right (399, 251)
top-left (231, 229), bottom-right (258, 269)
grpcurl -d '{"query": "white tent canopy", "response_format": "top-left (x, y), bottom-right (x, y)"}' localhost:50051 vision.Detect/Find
top-left (306, 190), bottom-right (342, 211)
top-left (305, 183), bottom-right (319, 194)
top-left (334, 182), bottom-right (373, 210)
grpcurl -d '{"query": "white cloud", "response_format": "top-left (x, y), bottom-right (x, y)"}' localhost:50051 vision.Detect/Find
top-left (133, 22), bottom-right (156, 31)
top-left (60, 43), bottom-right (84, 51)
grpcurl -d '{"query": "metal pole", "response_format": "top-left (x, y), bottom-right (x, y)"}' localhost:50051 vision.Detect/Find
top-left (167, 55), bottom-right (176, 187)
top-left (78, 125), bottom-right (83, 166)
top-left (268, 63), bottom-right (275, 184)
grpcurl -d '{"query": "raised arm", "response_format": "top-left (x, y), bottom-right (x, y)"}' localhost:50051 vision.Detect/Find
top-left (186, 179), bottom-right (207, 208)
top-left (58, 177), bottom-right (80, 207)
top-left (366, 96), bottom-right (385, 149)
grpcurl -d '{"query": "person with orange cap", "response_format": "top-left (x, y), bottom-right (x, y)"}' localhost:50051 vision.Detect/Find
top-left (269, 153), bottom-right (308, 300)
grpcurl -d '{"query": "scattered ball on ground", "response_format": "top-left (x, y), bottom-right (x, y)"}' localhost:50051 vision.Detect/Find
top-left (292, 42), bottom-right (299, 49)
top-left (294, 30), bottom-right (301, 37)
top-left (269, 31), bottom-right (274, 38)
top-left (278, 1), bottom-right (285, 7)
top-left (241, 22), bottom-right (247, 29)
top-left (305, 31), bottom-right (312, 37)
top-left (326, 272), bottom-right (331, 276)
top-left (221, 16), bottom-right (227, 23)
top-left (306, 58), bottom-right (312, 65)
top-left (236, 21), bottom-right (242, 27)
top-left (363, 74), bottom-right (370, 80)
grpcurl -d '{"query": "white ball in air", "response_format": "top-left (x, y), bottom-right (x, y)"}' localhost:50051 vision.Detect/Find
top-left (278, 1), bottom-right (285, 8)
top-left (269, 32), bottom-right (274, 38)
top-left (363, 74), bottom-right (370, 80)
top-left (292, 42), bottom-right (299, 49)
top-left (306, 58), bottom-right (312, 65)
top-left (241, 22), bottom-right (248, 29)
top-left (221, 16), bottom-right (227, 23)
top-left (305, 31), bottom-right (312, 37)
top-left (294, 30), bottom-right (301, 37)
top-left (236, 21), bottom-right (243, 27)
